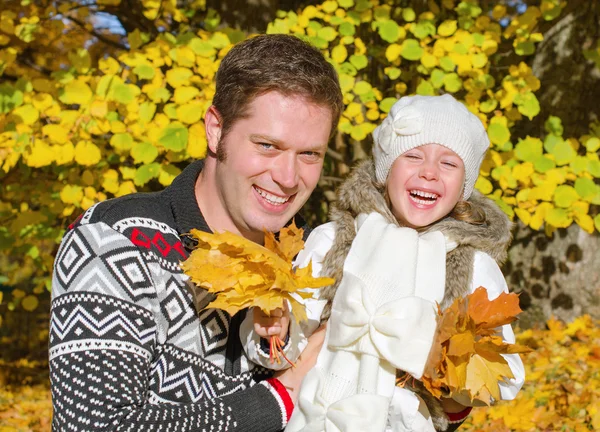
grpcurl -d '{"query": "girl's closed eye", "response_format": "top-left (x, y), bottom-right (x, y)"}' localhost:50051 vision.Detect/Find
top-left (442, 160), bottom-right (459, 168)
top-left (403, 152), bottom-right (422, 160)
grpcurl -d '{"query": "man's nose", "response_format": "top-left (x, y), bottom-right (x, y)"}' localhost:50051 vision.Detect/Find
top-left (272, 153), bottom-right (299, 190)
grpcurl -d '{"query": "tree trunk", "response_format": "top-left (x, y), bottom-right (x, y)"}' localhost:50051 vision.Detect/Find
top-left (527, 0), bottom-right (600, 138)
top-left (504, 223), bottom-right (600, 328)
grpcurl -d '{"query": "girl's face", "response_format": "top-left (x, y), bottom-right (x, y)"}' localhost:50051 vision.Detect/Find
top-left (387, 144), bottom-right (465, 229)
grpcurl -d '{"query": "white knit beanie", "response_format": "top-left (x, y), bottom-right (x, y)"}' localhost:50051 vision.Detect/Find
top-left (372, 94), bottom-right (490, 199)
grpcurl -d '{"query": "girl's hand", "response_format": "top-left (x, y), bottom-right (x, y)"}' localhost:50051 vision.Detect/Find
top-left (253, 301), bottom-right (290, 341)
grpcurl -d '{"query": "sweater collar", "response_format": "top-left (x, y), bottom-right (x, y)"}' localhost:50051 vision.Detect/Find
top-left (165, 159), bottom-right (211, 240)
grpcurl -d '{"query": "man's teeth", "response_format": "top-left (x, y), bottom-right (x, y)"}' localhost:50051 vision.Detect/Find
top-left (255, 187), bottom-right (290, 205)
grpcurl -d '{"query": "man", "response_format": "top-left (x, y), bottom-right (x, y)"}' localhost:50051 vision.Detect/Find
top-left (49, 34), bottom-right (343, 431)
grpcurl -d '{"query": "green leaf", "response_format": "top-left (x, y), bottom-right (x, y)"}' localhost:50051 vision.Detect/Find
top-left (110, 133), bottom-right (134, 151)
top-left (353, 81), bottom-right (372, 95)
top-left (551, 140), bottom-right (576, 166)
top-left (158, 122), bottom-right (188, 151)
top-left (515, 41), bottom-right (535, 56)
top-left (545, 207), bottom-right (572, 228)
top-left (452, 42), bottom-right (468, 55)
top-left (166, 67), bottom-right (193, 88)
top-left (543, 134), bottom-right (562, 153)
top-left (487, 123), bottom-right (510, 146)
top-left (471, 53), bottom-right (488, 68)
top-left (317, 27), bottom-right (338, 42)
top-left (176, 102), bottom-right (204, 124)
top-left (379, 97), bottom-right (397, 113)
top-left (0, 84), bottom-right (24, 113)
top-left (442, 73), bottom-right (462, 93)
top-left (594, 214), bottom-right (600, 233)
top-left (349, 54), bottom-right (368, 70)
top-left (322, 0), bottom-right (338, 13)
top-left (149, 87), bottom-right (171, 103)
top-left (514, 137), bottom-right (543, 162)
top-left (338, 73), bottom-right (355, 93)
top-left (339, 22), bottom-right (355, 36)
top-left (402, 8), bottom-right (416, 22)
top-left (554, 185), bottom-right (579, 208)
top-left (339, 0), bottom-right (354, 9)
top-left (431, 69), bottom-right (445, 88)
top-left (189, 38), bottom-right (217, 57)
top-left (588, 160), bottom-right (600, 178)
top-left (544, 116), bottom-right (563, 136)
top-left (385, 67), bottom-right (401, 80)
top-left (570, 156), bottom-right (589, 175)
top-left (514, 92), bottom-right (540, 119)
top-left (308, 36), bottom-right (328, 49)
top-left (139, 102), bottom-right (156, 123)
top-left (400, 39), bottom-right (424, 61)
top-left (378, 20), bottom-right (400, 43)
top-left (479, 99), bottom-right (498, 113)
top-left (133, 64), bottom-right (155, 80)
top-left (134, 162), bottom-right (161, 186)
top-left (439, 56), bottom-right (455, 72)
top-left (456, 1), bottom-right (482, 18)
top-left (411, 21), bottom-right (436, 39)
top-left (113, 83), bottom-right (140, 104)
top-left (416, 80), bottom-right (435, 96)
top-left (574, 177), bottom-right (597, 201)
top-left (533, 155), bottom-right (556, 173)
top-left (209, 32), bottom-right (230, 49)
top-left (131, 142), bottom-right (159, 164)
top-left (585, 137), bottom-right (600, 152)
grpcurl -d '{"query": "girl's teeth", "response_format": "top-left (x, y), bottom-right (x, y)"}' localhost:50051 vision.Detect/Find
top-left (411, 190), bottom-right (438, 199)
top-left (410, 195), bottom-right (435, 205)
top-left (255, 187), bottom-right (290, 205)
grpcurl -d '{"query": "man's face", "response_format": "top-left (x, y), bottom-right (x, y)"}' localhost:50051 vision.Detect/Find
top-left (209, 91), bottom-right (332, 239)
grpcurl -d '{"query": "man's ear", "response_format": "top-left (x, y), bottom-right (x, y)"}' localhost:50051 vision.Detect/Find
top-left (205, 105), bottom-right (222, 154)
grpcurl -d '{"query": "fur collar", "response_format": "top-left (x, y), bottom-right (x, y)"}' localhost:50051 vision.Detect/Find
top-left (317, 159), bottom-right (513, 431)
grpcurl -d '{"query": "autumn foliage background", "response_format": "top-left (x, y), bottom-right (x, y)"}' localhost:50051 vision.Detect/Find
top-left (1, 0), bottom-right (599, 430)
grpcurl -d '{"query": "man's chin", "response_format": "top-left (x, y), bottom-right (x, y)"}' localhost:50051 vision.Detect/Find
top-left (250, 213), bottom-right (296, 234)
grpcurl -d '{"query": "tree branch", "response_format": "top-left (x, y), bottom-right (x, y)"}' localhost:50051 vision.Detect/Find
top-left (326, 147), bottom-right (345, 162)
top-left (64, 15), bottom-right (128, 51)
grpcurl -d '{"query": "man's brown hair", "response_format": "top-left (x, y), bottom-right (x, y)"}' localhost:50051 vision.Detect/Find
top-left (212, 34), bottom-right (343, 149)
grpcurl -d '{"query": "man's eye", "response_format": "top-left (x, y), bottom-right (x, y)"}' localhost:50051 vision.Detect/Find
top-left (259, 143), bottom-right (274, 150)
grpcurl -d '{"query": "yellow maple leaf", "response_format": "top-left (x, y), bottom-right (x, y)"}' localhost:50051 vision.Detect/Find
top-left (419, 287), bottom-right (532, 405)
top-left (181, 222), bottom-right (334, 323)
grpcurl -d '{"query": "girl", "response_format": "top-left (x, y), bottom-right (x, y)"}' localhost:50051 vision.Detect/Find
top-left (242, 94), bottom-right (525, 431)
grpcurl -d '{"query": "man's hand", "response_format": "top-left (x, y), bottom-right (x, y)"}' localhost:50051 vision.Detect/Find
top-left (275, 324), bottom-right (327, 404)
top-left (253, 301), bottom-right (290, 342)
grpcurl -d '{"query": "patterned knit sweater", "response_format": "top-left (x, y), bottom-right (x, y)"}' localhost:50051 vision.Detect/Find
top-left (49, 160), bottom-right (293, 432)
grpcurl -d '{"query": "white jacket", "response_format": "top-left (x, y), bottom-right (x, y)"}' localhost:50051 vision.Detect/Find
top-left (240, 220), bottom-right (525, 431)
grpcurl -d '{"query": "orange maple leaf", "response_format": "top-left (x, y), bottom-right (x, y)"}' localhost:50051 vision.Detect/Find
top-left (419, 287), bottom-right (532, 405)
top-left (180, 221), bottom-right (334, 323)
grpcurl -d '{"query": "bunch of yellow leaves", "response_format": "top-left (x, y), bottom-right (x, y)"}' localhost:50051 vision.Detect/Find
top-left (417, 287), bottom-right (532, 405)
top-left (181, 221), bottom-right (334, 328)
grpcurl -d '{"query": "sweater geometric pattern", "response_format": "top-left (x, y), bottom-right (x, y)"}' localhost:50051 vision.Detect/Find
top-left (49, 160), bottom-right (289, 431)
